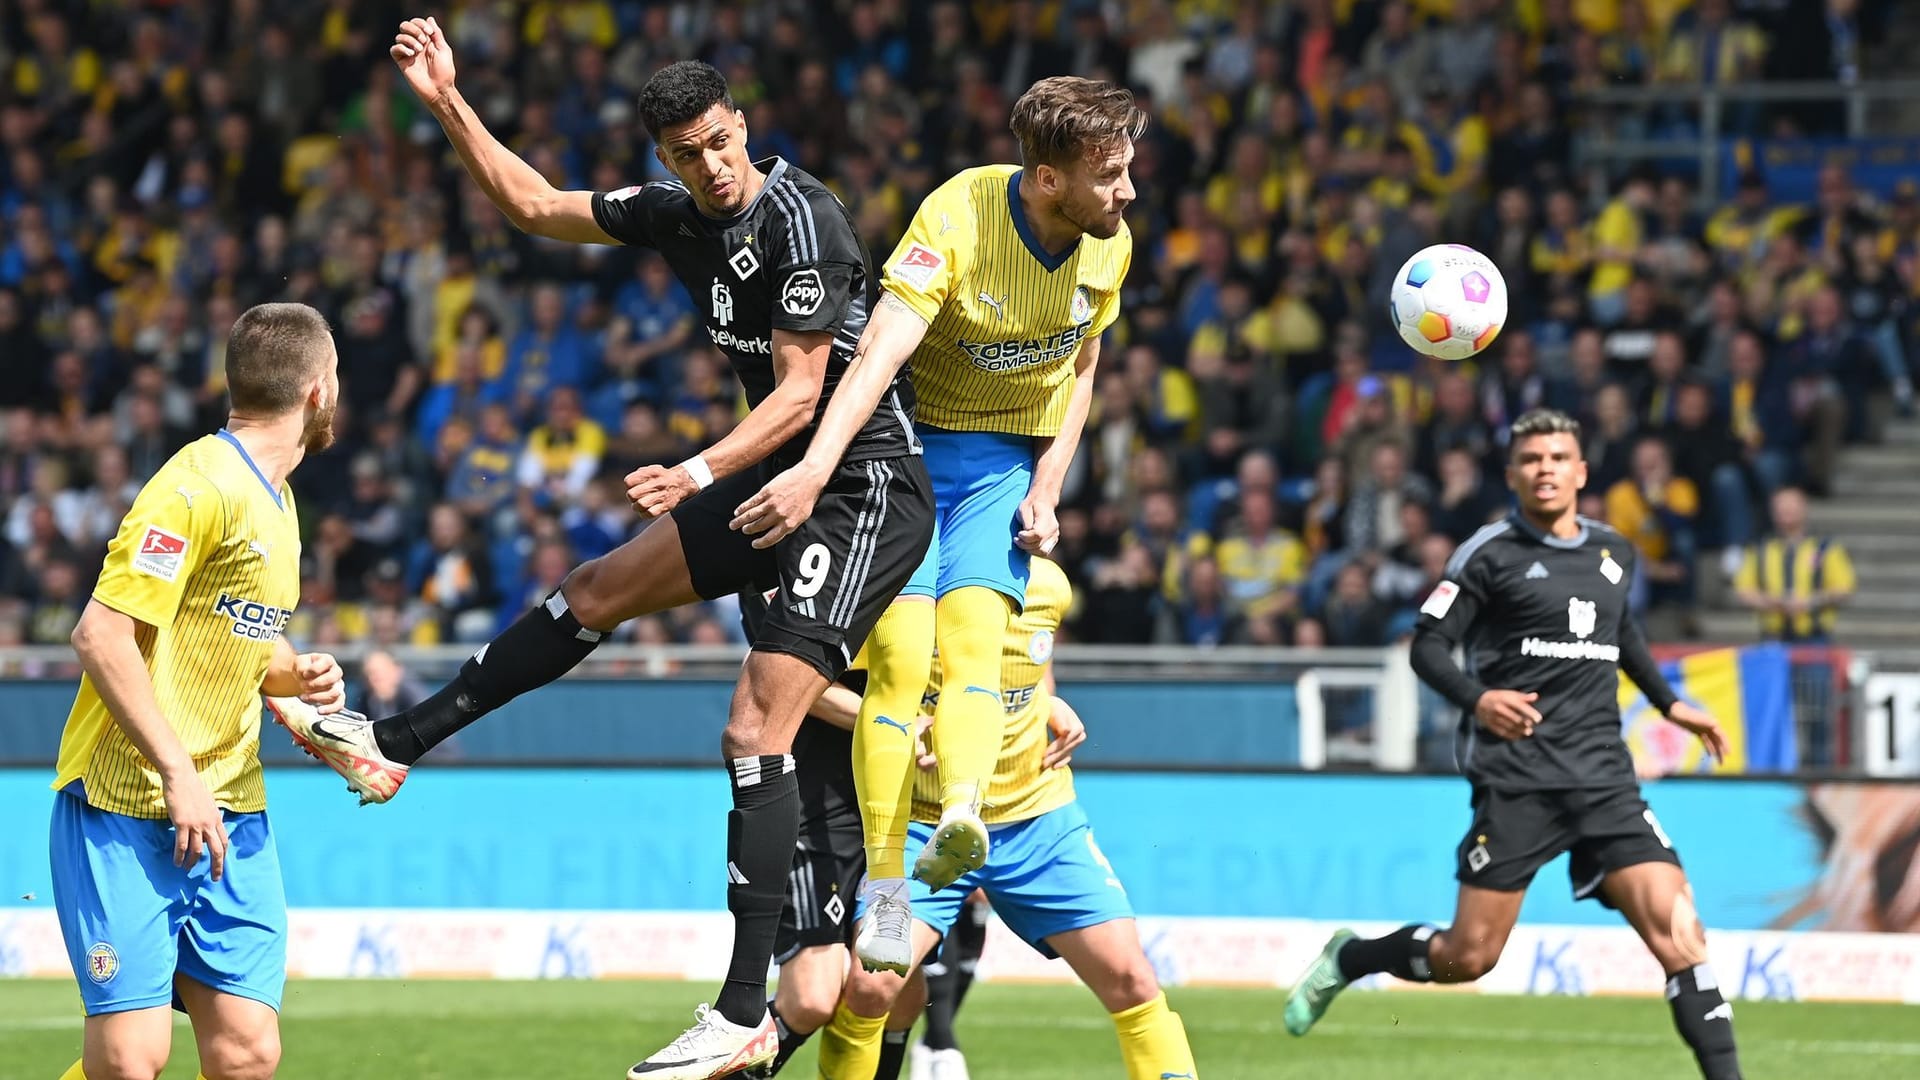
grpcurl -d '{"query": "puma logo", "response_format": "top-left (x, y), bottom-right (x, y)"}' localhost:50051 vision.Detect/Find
top-left (872, 715), bottom-right (912, 736)
top-left (978, 291), bottom-right (1007, 319)
top-left (176, 487), bottom-right (199, 508)
top-left (248, 540), bottom-right (272, 559)
top-left (964, 685), bottom-right (999, 699)
top-left (938, 212), bottom-right (956, 236)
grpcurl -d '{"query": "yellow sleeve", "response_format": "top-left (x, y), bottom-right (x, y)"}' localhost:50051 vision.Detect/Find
top-left (1669, 478), bottom-right (1699, 517)
top-left (1279, 535), bottom-right (1307, 585)
top-left (1593, 203), bottom-right (1637, 253)
top-left (1088, 229), bottom-right (1132, 337)
top-left (880, 175), bottom-right (977, 324)
top-left (1825, 545), bottom-right (1856, 595)
top-left (1733, 549), bottom-right (1759, 592)
top-left (92, 465), bottom-right (223, 629)
top-left (1604, 482), bottom-right (1643, 539)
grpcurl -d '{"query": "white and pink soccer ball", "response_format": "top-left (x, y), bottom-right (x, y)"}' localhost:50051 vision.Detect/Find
top-left (1388, 243), bottom-right (1509, 361)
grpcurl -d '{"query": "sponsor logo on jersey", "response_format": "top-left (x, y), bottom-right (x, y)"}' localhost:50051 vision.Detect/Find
top-left (132, 525), bottom-right (189, 582)
top-left (214, 592), bottom-right (294, 641)
top-left (956, 321), bottom-right (1091, 373)
top-left (891, 243), bottom-right (944, 288)
top-left (781, 268), bottom-right (824, 316)
top-left (1519, 637), bottom-right (1620, 661)
top-left (710, 280), bottom-right (735, 326)
top-left (707, 326), bottom-right (772, 354)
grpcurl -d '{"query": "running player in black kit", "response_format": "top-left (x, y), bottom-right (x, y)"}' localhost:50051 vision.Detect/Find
top-left (275, 21), bottom-right (933, 1079)
top-left (1283, 410), bottom-right (1745, 1080)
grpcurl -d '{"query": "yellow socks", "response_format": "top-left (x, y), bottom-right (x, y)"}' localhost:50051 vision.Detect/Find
top-left (930, 586), bottom-right (1012, 813)
top-left (1112, 993), bottom-right (1198, 1080)
top-left (815, 1000), bottom-right (888, 1080)
top-left (851, 600), bottom-right (936, 878)
top-left (56, 1061), bottom-right (85, 1080)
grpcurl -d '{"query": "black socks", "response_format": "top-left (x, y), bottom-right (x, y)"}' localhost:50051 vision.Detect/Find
top-left (372, 590), bottom-right (607, 764)
top-left (1336, 923), bottom-right (1437, 983)
top-left (714, 754), bottom-right (801, 1027)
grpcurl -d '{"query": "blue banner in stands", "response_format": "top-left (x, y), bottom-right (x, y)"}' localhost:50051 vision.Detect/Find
top-left (1723, 137), bottom-right (1920, 203)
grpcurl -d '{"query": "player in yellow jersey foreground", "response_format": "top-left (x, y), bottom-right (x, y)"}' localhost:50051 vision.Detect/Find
top-left (733, 76), bottom-right (1144, 976)
top-left (806, 557), bottom-right (1198, 1080)
top-left (48, 303), bottom-right (348, 1080)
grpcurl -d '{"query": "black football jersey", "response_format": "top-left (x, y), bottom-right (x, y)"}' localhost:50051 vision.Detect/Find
top-left (1415, 513), bottom-right (1659, 791)
top-left (591, 158), bottom-right (918, 466)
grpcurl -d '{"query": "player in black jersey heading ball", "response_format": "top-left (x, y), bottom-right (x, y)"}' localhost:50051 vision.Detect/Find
top-left (270, 19), bottom-right (934, 1080)
top-left (1283, 409), bottom-right (1744, 1080)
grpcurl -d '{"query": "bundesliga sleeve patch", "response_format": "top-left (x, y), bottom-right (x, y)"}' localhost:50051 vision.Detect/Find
top-left (1420, 579), bottom-right (1460, 619)
top-left (132, 525), bottom-right (189, 582)
top-left (890, 243), bottom-right (944, 289)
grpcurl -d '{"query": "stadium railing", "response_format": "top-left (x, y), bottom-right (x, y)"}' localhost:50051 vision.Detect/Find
top-left (1569, 78), bottom-right (1920, 204)
top-left (3, 641), bottom-right (1908, 773)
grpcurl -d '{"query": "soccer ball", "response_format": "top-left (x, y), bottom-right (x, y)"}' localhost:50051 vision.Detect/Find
top-left (1388, 244), bottom-right (1509, 361)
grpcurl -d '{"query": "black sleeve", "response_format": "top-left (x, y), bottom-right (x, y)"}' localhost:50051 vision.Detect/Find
top-left (1616, 561), bottom-right (1680, 713)
top-left (767, 190), bottom-right (861, 334)
top-left (1409, 549), bottom-right (1492, 712)
top-left (590, 184), bottom-right (662, 248)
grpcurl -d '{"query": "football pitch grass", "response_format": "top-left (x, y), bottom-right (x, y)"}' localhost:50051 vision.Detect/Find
top-left (4, 977), bottom-right (1917, 1078)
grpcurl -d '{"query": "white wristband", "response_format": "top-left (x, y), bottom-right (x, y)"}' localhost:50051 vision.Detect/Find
top-left (680, 455), bottom-right (714, 490)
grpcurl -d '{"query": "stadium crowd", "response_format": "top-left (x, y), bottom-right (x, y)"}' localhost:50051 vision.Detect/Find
top-left (0, 0), bottom-right (1908, 660)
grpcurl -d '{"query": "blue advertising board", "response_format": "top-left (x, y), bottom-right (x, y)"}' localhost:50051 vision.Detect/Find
top-left (0, 768), bottom-right (1849, 932)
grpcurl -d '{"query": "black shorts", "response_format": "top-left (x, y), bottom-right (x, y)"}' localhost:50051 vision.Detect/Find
top-left (774, 807), bottom-right (866, 963)
top-left (1455, 784), bottom-right (1682, 907)
top-left (674, 454), bottom-right (933, 680)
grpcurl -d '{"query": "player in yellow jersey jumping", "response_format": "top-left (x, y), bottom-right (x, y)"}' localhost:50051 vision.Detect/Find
top-left (734, 76), bottom-right (1144, 975)
top-left (808, 557), bottom-right (1199, 1080)
top-left (48, 303), bottom-right (349, 1080)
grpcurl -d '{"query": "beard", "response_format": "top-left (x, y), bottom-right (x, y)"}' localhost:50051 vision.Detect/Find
top-left (302, 400), bottom-right (337, 454)
top-left (1065, 199), bottom-right (1124, 240)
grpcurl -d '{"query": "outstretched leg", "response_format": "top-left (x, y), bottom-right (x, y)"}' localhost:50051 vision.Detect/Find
top-left (1285, 884), bottom-right (1526, 1036)
top-left (1604, 862), bottom-right (1743, 1080)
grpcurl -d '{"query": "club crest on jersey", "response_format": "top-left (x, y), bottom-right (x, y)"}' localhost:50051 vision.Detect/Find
top-left (892, 243), bottom-right (944, 289)
top-left (1568, 597), bottom-right (1597, 639)
top-left (1028, 629), bottom-right (1054, 665)
top-left (215, 593), bottom-right (293, 641)
top-left (1070, 285), bottom-right (1092, 324)
top-left (86, 943), bottom-right (118, 984)
top-left (132, 526), bottom-right (189, 582)
top-left (781, 268), bottom-right (824, 316)
top-left (729, 244), bottom-right (759, 280)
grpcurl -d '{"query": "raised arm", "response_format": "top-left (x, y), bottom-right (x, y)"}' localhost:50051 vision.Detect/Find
top-left (392, 17), bottom-right (611, 244)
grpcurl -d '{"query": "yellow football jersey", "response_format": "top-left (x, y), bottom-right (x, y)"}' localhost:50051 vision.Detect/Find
top-left (53, 432), bottom-right (302, 818)
top-left (882, 165), bottom-right (1131, 437)
top-left (913, 557), bottom-right (1076, 825)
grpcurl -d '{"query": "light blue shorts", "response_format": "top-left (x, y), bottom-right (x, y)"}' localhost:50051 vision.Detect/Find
top-left (901, 427), bottom-right (1032, 608)
top-left (863, 802), bottom-right (1134, 960)
top-left (50, 785), bottom-right (287, 1015)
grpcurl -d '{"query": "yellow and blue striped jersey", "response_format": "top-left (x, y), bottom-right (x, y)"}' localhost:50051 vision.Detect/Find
top-left (914, 557), bottom-right (1076, 825)
top-left (53, 433), bottom-right (302, 818)
top-left (882, 165), bottom-right (1130, 437)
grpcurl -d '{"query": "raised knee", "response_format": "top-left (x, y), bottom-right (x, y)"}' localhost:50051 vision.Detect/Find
top-left (1090, 954), bottom-right (1162, 1013)
top-left (784, 981), bottom-right (842, 1034)
top-left (1451, 945), bottom-right (1502, 981)
top-left (842, 969), bottom-right (904, 1018)
top-left (559, 564), bottom-right (615, 630)
top-left (86, 1047), bottom-right (168, 1080)
top-left (200, 1028), bottom-right (281, 1080)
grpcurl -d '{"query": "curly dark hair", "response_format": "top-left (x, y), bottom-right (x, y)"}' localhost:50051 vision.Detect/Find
top-left (637, 61), bottom-right (735, 140)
